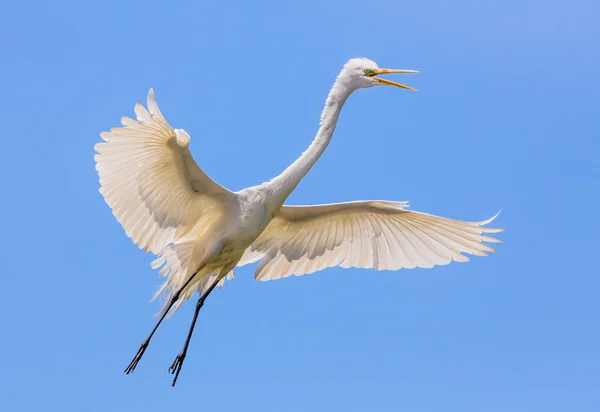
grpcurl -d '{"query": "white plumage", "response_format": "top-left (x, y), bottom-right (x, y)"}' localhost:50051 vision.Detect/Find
top-left (95, 57), bottom-right (503, 384)
top-left (239, 202), bottom-right (502, 281)
top-left (96, 91), bottom-right (234, 256)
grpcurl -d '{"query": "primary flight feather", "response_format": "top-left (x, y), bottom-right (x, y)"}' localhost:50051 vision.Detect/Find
top-left (94, 57), bottom-right (503, 386)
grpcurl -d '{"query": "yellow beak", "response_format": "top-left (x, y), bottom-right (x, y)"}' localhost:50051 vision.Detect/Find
top-left (372, 68), bottom-right (419, 91)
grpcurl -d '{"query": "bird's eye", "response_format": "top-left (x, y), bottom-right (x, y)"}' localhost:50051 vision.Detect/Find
top-left (363, 68), bottom-right (377, 77)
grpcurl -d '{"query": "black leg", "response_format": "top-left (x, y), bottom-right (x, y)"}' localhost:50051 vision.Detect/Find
top-left (168, 276), bottom-right (223, 386)
top-left (124, 270), bottom-right (201, 374)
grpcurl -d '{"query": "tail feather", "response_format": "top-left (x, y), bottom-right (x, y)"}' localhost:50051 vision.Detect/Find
top-left (149, 241), bottom-right (235, 317)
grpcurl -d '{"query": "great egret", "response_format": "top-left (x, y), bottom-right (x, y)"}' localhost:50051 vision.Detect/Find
top-left (95, 57), bottom-right (503, 386)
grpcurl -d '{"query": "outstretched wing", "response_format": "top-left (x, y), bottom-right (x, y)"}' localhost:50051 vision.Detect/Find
top-left (95, 89), bottom-right (234, 255)
top-left (238, 200), bottom-right (503, 281)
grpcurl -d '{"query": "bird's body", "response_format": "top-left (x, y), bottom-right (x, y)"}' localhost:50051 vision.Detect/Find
top-left (95, 58), bottom-right (503, 385)
top-left (148, 186), bottom-right (274, 312)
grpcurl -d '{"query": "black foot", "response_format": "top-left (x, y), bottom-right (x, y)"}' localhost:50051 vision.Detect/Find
top-left (168, 351), bottom-right (186, 386)
top-left (124, 339), bottom-right (149, 374)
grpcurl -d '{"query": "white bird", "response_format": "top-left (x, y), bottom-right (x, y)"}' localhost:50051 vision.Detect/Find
top-left (95, 57), bottom-right (503, 386)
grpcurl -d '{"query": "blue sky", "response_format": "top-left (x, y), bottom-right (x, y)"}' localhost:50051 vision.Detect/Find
top-left (1, 0), bottom-right (599, 410)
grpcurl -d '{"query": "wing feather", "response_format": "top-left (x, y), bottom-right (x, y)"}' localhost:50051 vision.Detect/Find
top-left (238, 201), bottom-right (503, 281)
top-left (95, 89), bottom-right (234, 255)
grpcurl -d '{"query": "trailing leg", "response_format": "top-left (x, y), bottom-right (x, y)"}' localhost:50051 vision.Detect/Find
top-left (124, 268), bottom-right (202, 374)
top-left (168, 275), bottom-right (224, 386)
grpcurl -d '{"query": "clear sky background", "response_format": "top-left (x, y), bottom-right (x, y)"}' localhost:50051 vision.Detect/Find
top-left (1, 0), bottom-right (599, 411)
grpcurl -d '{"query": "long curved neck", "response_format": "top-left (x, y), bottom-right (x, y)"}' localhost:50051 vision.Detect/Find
top-left (266, 79), bottom-right (353, 208)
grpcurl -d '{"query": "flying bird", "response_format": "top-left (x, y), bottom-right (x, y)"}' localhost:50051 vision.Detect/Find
top-left (94, 57), bottom-right (503, 386)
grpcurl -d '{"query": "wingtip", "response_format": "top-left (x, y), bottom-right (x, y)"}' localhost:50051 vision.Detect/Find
top-left (482, 235), bottom-right (503, 243)
top-left (146, 88), bottom-right (161, 116)
top-left (478, 209), bottom-right (503, 226)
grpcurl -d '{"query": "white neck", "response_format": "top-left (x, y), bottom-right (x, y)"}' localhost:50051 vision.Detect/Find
top-left (265, 78), bottom-right (354, 208)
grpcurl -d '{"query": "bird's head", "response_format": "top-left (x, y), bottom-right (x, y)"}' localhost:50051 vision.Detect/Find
top-left (338, 58), bottom-right (418, 91)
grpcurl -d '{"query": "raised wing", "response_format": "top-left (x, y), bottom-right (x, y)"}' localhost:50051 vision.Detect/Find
top-left (239, 200), bottom-right (503, 281)
top-left (95, 89), bottom-right (234, 255)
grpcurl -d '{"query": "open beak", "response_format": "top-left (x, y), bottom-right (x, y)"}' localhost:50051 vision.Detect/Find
top-left (371, 68), bottom-right (419, 91)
